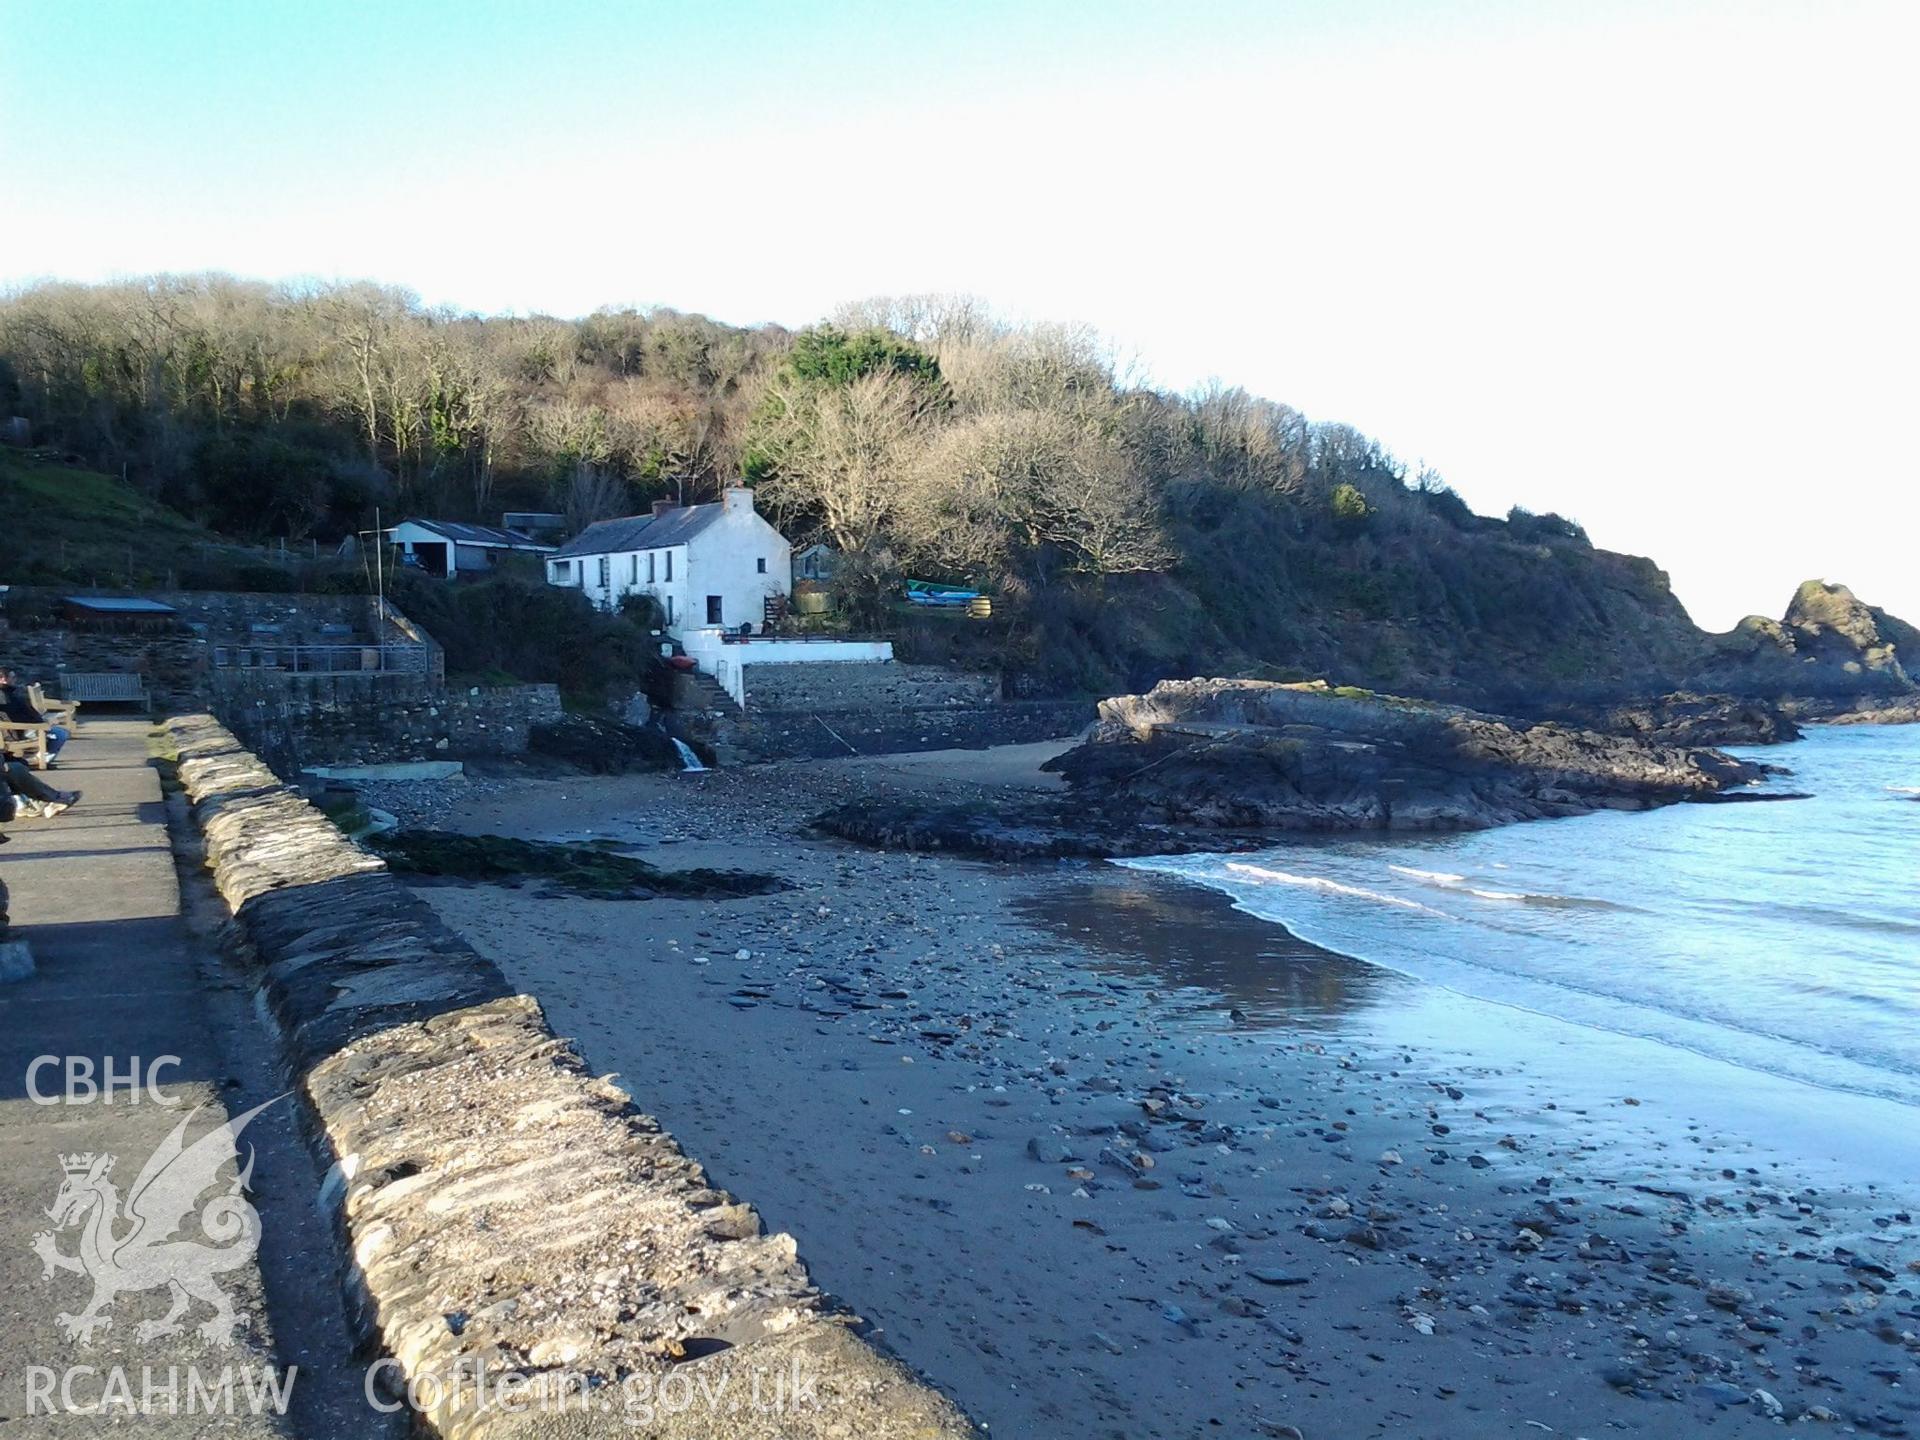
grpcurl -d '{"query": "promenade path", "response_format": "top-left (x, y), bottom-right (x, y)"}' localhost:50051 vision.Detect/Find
top-left (0, 717), bottom-right (371, 1437)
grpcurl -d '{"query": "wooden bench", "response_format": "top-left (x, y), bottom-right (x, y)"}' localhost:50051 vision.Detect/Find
top-left (0, 684), bottom-right (81, 770)
top-left (59, 672), bottom-right (148, 708)
top-left (30, 684), bottom-right (77, 729)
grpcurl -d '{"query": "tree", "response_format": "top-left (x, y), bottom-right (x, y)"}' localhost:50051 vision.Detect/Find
top-left (902, 410), bottom-right (1172, 584)
top-left (752, 369), bottom-right (931, 552)
top-left (780, 324), bottom-right (942, 391)
top-left (1330, 482), bottom-right (1371, 523)
top-left (562, 462), bottom-right (631, 531)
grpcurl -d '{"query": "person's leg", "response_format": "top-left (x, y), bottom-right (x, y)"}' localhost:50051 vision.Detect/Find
top-left (4, 759), bottom-right (63, 806)
top-left (46, 725), bottom-right (69, 759)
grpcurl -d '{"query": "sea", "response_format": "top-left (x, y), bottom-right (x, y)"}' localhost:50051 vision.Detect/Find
top-left (1123, 723), bottom-right (1920, 1120)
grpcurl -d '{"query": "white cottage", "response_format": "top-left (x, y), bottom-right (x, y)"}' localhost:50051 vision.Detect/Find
top-left (545, 487), bottom-right (791, 633)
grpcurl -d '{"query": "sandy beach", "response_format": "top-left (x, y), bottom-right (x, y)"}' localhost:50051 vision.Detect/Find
top-left (362, 747), bottom-right (1920, 1438)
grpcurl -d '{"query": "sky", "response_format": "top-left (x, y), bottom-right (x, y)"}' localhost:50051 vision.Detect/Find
top-left (2, 0), bottom-right (1914, 629)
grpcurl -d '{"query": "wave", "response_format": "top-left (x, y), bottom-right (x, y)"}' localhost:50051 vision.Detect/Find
top-left (1387, 863), bottom-right (1620, 909)
top-left (1225, 862), bottom-right (1454, 917)
top-left (1388, 865), bottom-right (1466, 884)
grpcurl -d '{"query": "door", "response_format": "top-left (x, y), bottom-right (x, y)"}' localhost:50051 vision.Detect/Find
top-left (706, 595), bottom-right (723, 625)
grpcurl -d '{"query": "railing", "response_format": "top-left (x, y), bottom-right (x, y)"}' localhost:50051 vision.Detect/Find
top-left (210, 643), bottom-right (434, 675)
top-left (715, 630), bottom-right (884, 645)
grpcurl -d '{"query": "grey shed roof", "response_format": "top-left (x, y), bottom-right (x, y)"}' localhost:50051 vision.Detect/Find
top-left (63, 595), bottom-right (179, 615)
top-left (398, 518), bottom-right (554, 550)
top-left (550, 504), bottom-right (726, 559)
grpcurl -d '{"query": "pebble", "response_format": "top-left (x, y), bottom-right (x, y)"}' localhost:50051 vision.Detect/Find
top-left (1248, 1268), bottom-right (1310, 1287)
top-left (1028, 1136), bottom-right (1079, 1165)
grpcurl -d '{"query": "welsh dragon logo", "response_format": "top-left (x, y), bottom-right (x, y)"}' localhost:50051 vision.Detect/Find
top-left (31, 1099), bottom-right (281, 1345)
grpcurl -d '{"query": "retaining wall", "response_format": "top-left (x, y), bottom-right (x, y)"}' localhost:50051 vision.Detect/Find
top-left (743, 661), bottom-right (999, 713)
top-left (165, 714), bottom-right (974, 1440)
top-left (209, 675), bottom-right (562, 771)
top-left (0, 624), bottom-right (206, 709)
top-left (721, 699), bottom-right (1092, 761)
top-left (1, 588), bottom-right (447, 714)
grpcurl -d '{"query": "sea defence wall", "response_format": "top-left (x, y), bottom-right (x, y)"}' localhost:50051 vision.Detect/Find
top-left (689, 659), bottom-right (1090, 761)
top-left (742, 661), bottom-right (999, 713)
top-left (729, 698), bottom-right (1092, 760)
top-left (164, 714), bottom-right (974, 1440)
top-left (208, 674), bottom-right (563, 772)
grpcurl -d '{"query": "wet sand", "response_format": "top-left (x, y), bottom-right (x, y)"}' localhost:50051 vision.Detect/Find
top-left (366, 751), bottom-right (1920, 1438)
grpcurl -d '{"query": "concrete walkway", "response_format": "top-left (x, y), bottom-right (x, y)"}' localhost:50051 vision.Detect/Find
top-left (0, 718), bottom-right (293, 1433)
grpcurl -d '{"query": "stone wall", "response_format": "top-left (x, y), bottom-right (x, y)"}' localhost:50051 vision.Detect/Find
top-left (209, 674), bottom-right (562, 772)
top-left (1, 589), bottom-right (446, 712)
top-left (743, 661), bottom-right (999, 713)
top-left (165, 715), bottom-right (974, 1440)
top-left (722, 700), bottom-right (1091, 761)
top-left (0, 624), bottom-right (206, 710)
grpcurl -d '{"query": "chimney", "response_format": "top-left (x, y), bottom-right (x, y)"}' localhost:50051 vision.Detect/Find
top-left (722, 485), bottom-right (754, 513)
top-left (651, 499), bottom-right (676, 517)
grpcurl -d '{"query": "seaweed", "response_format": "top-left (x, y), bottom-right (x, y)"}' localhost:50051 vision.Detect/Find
top-left (369, 830), bottom-right (786, 900)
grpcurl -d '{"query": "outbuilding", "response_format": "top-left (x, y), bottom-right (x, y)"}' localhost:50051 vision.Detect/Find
top-left (388, 519), bottom-right (555, 578)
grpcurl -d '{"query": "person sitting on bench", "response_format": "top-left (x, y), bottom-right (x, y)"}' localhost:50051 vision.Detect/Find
top-left (0, 667), bottom-right (70, 766)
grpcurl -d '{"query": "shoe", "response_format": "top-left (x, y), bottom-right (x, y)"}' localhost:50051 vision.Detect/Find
top-left (41, 800), bottom-right (70, 818)
top-left (62, 791), bottom-right (80, 806)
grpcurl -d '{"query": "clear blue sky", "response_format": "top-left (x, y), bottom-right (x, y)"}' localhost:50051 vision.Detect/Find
top-left (3, 0), bottom-right (1914, 628)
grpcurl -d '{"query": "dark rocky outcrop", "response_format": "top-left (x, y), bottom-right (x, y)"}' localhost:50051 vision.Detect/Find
top-left (528, 714), bottom-right (702, 772)
top-left (1692, 581), bottom-right (1917, 704)
top-left (1786, 694), bottom-right (1920, 727)
top-left (1531, 692), bottom-right (1802, 747)
top-left (813, 800), bottom-right (1275, 862)
top-left (819, 680), bottom-right (1786, 860)
top-left (1047, 680), bottom-right (1777, 832)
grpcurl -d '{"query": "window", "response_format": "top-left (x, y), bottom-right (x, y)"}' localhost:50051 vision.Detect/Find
top-left (630, 554), bottom-right (639, 584)
top-left (756, 557), bottom-right (767, 573)
top-left (665, 595), bottom-right (674, 625)
top-left (647, 551), bottom-right (656, 583)
top-left (598, 556), bottom-right (610, 588)
top-left (706, 595), bottom-right (723, 625)
top-left (553, 560), bottom-right (572, 582)
top-left (664, 550), bottom-right (673, 581)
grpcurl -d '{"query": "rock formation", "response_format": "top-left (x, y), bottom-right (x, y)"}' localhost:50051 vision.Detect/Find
top-left (818, 680), bottom-right (1786, 859)
top-left (1047, 680), bottom-right (1776, 832)
top-left (1692, 581), bottom-right (1917, 704)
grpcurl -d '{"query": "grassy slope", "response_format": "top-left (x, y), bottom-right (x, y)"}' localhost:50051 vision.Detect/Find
top-left (0, 450), bottom-right (229, 586)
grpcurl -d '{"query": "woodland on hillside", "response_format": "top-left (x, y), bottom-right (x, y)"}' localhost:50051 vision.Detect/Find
top-left (1, 276), bottom-right (1694, 699)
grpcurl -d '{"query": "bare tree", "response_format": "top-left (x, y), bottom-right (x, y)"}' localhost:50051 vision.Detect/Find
top-left (901, 410), bottom-right (1172, 584)
top-left (562, 461), bottom-right (630, 531)
top-left (754, 369), bottom-right (932, 552)
top-left (1188, 381), bottom-right (1307, 493)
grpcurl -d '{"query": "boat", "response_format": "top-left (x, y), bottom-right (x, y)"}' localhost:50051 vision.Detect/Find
top-left (904, 579), bottom-right (982, 607)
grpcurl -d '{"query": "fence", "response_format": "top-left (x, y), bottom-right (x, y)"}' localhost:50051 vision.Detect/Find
top-left (210, 642), bottom-right (434, 675)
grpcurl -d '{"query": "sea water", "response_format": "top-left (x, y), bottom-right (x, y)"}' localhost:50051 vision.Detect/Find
top-left (1124, 724), bottom-right (1920, 1109)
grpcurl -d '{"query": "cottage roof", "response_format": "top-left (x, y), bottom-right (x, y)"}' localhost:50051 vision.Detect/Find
top-left (550, 504), bottom-right (727, 559)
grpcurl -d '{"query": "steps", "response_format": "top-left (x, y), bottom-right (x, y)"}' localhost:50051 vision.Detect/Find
top-left (673, 668), bottom-right (743, 717)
